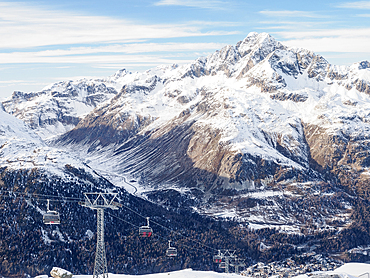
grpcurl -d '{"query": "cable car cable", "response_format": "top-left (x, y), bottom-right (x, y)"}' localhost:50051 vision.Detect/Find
top-left (106, 211), bottom-right (141, 229)
top-left (1, 189), bottom-right (221, 255)
top-left (114, 201), bottom-right (218, 252)
top-left (0, 189), bottom-right (82, 199)
top-left (106, 211), bottom-right (215, 256)
top-left (0, 189), bottom-right (82, 201)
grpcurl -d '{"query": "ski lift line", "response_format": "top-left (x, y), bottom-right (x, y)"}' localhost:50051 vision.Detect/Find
top-left (106, 211), bottom-right (141, 229)
top-left (32, 195), bottom-right (81, 201)
top-left (1, 190), bottom-right (218, 253)
top-left (32, 197), bottom-right (81, 203)
top-left (115, 201), bottom-right (218, 252)
top-left (0, 190), bottom-right (82, 201)
top-left (148, 218), bottom-right (218, 252)
top-left (0, 193), bottom-right (60, 202)
top-left (113, 199), bottom-right (149, 222)
top-left (0, 193), bottom-right (81, 204)
top-left (0, 189), bottom-right (82, 199)
top-left (106, 211), bottom-right (215, 256)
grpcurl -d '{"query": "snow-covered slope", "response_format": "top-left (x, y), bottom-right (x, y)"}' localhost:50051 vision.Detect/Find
top-left (51, 32), bottom-right (370, 175)
top-left (74, 269), bottom-right (240, 278)
top-left (0, 99), bottom-right (104, 181)
top-left (1, 71), bottom-right (134, 140)
top-left (3, 32), bottom-right (370, 231)
top-left (4, 32), bottom-right (370, 278)
top-left (334, 263), bottom-right (370, 277)
top-left (44, 263), bottom-right (370, 278)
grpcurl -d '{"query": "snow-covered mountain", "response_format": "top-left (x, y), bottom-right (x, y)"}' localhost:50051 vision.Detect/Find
top-left (3, 31), bottom-right (370, 278)
top-left (1, 72), bottom-right (129, 140)
top-left (2, 32), bottom-right (370, 227)
top-left (1, 103), bottom-right (246, 278)
top-left (1, 99), bottom-right (89, 176)
top-left (3, 32), bottom-right (370, 232)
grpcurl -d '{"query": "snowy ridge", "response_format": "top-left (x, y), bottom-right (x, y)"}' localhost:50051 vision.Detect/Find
top-left (0, 107), bottom-right (96, 179)
top-left (2, 32), bottom-right (370, 230)
top-left (61, 29), bottom-right (370, 171)
top-left (4, 32), bottom-right (370, 153)
top-left (45, 33), bottom-right (368, 226)
top-left (2, 74), bottom-right (127, 140)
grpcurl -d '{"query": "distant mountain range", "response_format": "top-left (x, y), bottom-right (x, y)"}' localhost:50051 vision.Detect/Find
top-left (2, 32), bottom-right (370, 277)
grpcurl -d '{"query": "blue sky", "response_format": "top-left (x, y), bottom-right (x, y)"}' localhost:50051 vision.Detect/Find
top-left (0, 0), bottom-right (370, 100)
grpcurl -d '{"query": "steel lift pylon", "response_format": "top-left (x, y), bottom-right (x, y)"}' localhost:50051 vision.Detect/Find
top-left (79, 193), bottom-right (120, 278)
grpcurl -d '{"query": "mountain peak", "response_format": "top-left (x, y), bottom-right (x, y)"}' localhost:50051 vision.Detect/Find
top-left (236, 32), bottom-right (284, 60)
top-left (3, 32), bottom-right (370, 248)
top-left (112, 68), bottom-right (129, 78)
top-left (246, 31), bottom-right (259, 38)
top-left (238, 32), bottom-right (279, 48)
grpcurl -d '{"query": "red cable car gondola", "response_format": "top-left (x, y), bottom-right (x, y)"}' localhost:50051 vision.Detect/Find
top-left (213, 250), bottom-right (223, 263)
top-left (213, 255), bottom-right (222, 263)
top-left (139, 217), bottom-right (153, 237)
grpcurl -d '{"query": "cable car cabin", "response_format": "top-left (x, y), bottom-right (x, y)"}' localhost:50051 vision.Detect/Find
top-left (166, 240), bottom-right (177, 257)
top-left (166, 247), bottom-right (177, 257)
top-left (139, 217), bottom-right (153, 237)
top-left (139, 226), bottom-right (153, 237)
top-left (213, 255), bottom-right (222, 263)
top-left (219, 262), bottom-right (226, 269)
top-left (43, 211), bottom-right (60, 224)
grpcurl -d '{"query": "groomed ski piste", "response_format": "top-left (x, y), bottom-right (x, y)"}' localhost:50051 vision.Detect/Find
top-left (39, 263), bottom-right (370, 278)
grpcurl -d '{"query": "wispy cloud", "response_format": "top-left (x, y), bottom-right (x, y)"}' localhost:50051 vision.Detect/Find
top-left (276, 28), bottom-right (370, 39)
top-left (357, 13), bottom-right (370, 16)
top-left (259, 10), bottom-right (327, 18)
top-left (0, 2), bottom-right (233, 49)
top-left (258, 20), bottom-right (338, 31)
top-left (336, 1), bottom-right (370, 9)
top-left (92, 64), bottom-right (177, 69)
top-left (154, 0), bottom-right (228, 10)
top-left (154, 0), bottom-right (227, 10)
top-left (0, 80), bottom-right (28, 84)
top-left (49, 76), bottom-right (108, 82)
top-left (277, 28), bottom-right (370, 53)
top-left (0, 80), bottom-right (48, 87)
top-left (0, 42), bottom-right (224, 65)
top-left (0, 52), bottom-right (193, 65)
top-left (35, 42), bottom-right (224, 57)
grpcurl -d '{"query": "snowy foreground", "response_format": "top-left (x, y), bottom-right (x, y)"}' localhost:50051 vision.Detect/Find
top-left (290, 263), bottom-right (370, 278)
top-left (65, 263), bottom-right (370, 278)
top-left (328, 263), bottom-right (370, 277)
top-left (74, 269), bottom-right (240, 278)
